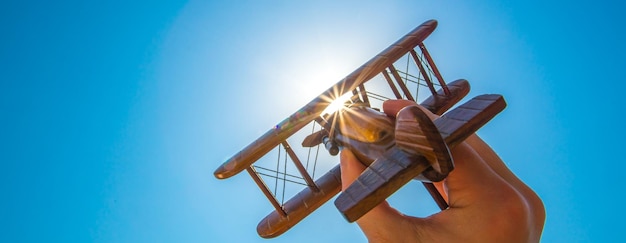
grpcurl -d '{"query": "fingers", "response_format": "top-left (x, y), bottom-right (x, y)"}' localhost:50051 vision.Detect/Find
top-left (465, 135), bottom-right (543, 203)
top-left (441, 142), bottom-right (516, 208)
top-left (464, 135), bottom-right (546, 232)
top-left (384, 99), bottom-right (438, 120)
top-left (383, 99), bottom-right (418, 117)
top-left (419, 141), bottom-right (538, 242)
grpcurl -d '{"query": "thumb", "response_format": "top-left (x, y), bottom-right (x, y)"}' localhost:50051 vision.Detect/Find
top-left (339, 149), bottom-right (366, 191)
top-left (340, 149), bottom-right (431, 242)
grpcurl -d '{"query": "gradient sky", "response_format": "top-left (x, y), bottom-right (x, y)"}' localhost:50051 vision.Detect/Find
top-left (2, 0), bottom-right (625, 242)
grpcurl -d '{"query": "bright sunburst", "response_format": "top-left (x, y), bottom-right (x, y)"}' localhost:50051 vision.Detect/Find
top-left (321, 92), bottom-right (353, 116)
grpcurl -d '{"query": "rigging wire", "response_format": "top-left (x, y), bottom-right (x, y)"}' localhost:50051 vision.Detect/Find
top-left (421, 51), bottom-right (436, 84)
top-left (281, 147), bottom-right (288, 205)
top-left (274, 144), bottom-right (281, 197)
top-left (366, 91), bottom-right (391, 102)
top-left (254, 171), bottom-right (308, 186)
top-left (405, 54), bottom-right (410, 87)
top-left (254, 165), bottom-right (304, 181)
top-left (312, 140), bottom-right (321, 180)
top-left (415, 53), bottom-right (421, 97)
top-left (305, 122), bottom-right (316, 171)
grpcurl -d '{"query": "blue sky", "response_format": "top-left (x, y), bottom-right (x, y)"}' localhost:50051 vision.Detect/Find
top-left (1, 0), bottom-right (624, 242)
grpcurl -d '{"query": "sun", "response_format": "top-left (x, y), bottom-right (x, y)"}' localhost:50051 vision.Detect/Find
top-left (321, 92), bottom-right (353, 116)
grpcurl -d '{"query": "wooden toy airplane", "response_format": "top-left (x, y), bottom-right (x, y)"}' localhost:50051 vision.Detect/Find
top-left (214, 19), bottom-right (506, 238)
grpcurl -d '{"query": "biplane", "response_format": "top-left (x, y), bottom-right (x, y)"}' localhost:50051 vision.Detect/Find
top-left (214, 19), bottom-right (506, 238)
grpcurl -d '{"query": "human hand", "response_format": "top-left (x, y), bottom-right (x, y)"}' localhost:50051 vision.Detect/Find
top-left (340, 100), bottom-right (545, 243)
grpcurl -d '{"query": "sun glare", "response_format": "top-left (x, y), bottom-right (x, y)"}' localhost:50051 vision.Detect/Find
top-left (321, 92), bottom-right (353, 115)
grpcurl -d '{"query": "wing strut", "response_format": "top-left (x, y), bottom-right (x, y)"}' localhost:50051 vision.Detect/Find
top-left (388, 65), bottom-right (415, 101)
top-left (281, 141), bottom-right (320, 192)
top-left (357, 84), bottom-right (370, 106)
top-left (382, 71), bottom-right (403, 99)
top-left (410, 49), bottom-right (438, 96)
top-left (418, 43), bottom-right (450, 95)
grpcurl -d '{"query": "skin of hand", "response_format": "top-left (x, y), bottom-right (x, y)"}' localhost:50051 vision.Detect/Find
top-left (340, 100), bottom-right (546, 243)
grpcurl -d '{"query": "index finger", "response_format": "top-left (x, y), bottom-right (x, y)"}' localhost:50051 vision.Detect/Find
top-left (383, 99), bottom-right (439, 121)
top-left (382, 99), bottom-right (418, 117)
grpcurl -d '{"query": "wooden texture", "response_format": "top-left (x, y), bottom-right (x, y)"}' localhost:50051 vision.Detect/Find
top-left (335, 94), bottom-right (506, 222)
top-left (255, 81), bottom-right (471, 238)
top-left (420, 79), bottom-right (469, 116)
top-left (395, 105), bottom-right (453, 182)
